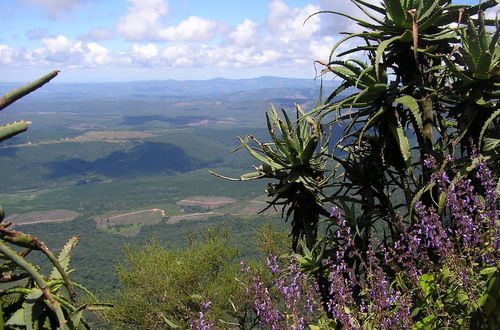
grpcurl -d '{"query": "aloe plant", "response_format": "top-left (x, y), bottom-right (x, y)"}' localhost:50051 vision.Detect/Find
top-left (311, 0), bottom-right (499, 249)
top-left (212, 105), bottom-right (331, 251)
top-left (0, 72), bottom-right (111, 329)
top-left (220, 0), bottom-right (499, 317)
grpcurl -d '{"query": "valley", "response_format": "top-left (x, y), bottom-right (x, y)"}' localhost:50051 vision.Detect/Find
top-left (0, 76), bottom-right (322, 292)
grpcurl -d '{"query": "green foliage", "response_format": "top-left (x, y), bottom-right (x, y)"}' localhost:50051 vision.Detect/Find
top-left (0, 73), bottom-right (110, 329)
top-left (214, 104), bottom-right (331, 251)
top-left (226, 0), bottom-right (499, 327)
top-left (107, 228), bottom-right (262, 329)
top-left (0, 234), bottom-right (111, 329)
top-left (411, 265), bottom-right (500, 329)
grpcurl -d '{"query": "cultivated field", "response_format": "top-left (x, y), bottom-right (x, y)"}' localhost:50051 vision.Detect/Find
top-left (7, 209), bottom-right (81, 226)
top-left (177, 196), bottom-right (237, 210)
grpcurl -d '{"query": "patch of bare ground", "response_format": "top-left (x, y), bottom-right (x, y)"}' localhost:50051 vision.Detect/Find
top-left (166, 211), bottom-right (223, 224)
top-left (95, 209), bottom-right (165, 230)
top-left (7, 210), bottom-right (81, 226)
top-left (67, 130), bottom-right (155, 142)
top-left (229, 200), bottom-right (282, 216)
top-left (177, 196), bottom-right (237, 210)
top-left (1, 130), bottom-right (155, 148)
top-left (69, 123), bottom-right (100, 131)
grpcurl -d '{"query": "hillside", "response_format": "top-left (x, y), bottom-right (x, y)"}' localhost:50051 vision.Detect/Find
top-left (0, 77), bottom-right (319, 292)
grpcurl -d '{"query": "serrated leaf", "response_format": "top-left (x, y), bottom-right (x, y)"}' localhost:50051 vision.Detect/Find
top-left (385, 0), bottom-right (406, 26)
top-left (0, 121), bottom-right (31, 143)
top-left (50, 236), bottom-right (79, 280)
top-left (375, 34), bottom-right (405, 80)
top-left (394, 95), bottom-right (423, 133)
top-left (483, 138), bottom-right (500, 152)
top-left (390, 119), bottom-right (412, 173)
top-left (479, 108), bottom-right (500, 149)
top-left (6, 308), bottom-right (26, 326)
top-left (358, 106), bottom-right (387, 146)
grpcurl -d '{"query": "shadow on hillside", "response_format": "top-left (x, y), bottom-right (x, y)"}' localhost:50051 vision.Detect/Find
top-left (47, 142), bottom-right (215, 178)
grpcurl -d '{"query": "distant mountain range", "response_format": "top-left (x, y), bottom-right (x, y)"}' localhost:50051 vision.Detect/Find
top-left (0, 76), bottom-right (338, 100)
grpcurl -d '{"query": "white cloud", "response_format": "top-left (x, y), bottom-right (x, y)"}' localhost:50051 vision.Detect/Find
top-left (42, 35), bottom-right (82, 54)
top-left (85, 42), bottom-right (111, 66)
top-left (0, 45), bottom-right (14, 65)
top-left (229, 19), bottom-right (258, 47)
top-left (317, 0), bottom-right (383, 35)
top-left (266, 0), bottom-right (320, 43)
top-left (37, 35), bottom-right (111, 67)
top-left (130, 43), bottom-right (159, 65)
top-left (160, 45), bottom-right (193, 66)
top-left (161, 45), bottom-right (190, 60)
top-left (309, 36), bottom-right (335, 63)
top-left (116, 0), bottom-right (220, 42)
top-left (5, 0), bottom-right (389, 78)
top-left (158, 16), bottom-right (220, 42)
top-left (116, 0), bottom-right (169, 41)
top-left (24, 48), bottom-right (45, 64)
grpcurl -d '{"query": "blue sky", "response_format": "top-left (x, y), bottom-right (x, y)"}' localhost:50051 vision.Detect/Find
top-left (0, 0), bottom-right (495, 82)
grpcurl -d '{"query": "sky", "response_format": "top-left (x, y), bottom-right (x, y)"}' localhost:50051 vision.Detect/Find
top-left (0, 0), bottom-right (496, 83)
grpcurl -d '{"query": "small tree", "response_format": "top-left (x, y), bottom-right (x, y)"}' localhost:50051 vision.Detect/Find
top-left (108, 229), bottom-right (260, 329)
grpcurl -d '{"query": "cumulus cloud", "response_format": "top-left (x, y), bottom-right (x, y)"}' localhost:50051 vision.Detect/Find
top-left (266, 0), bottom-right (320, 43)
top-left (130, 43), bottom-right (159, 65)
top-left (38, 35), bottom-right (111, 67)
top-left (43, 35), bottom-right (82, 54)
top-left (85, 42), bottom-right (112, 66)
top-left (27, 0), bottom-right (91, 19)
top-left (158, 16), bottom-right (220, 42)
top-left (161, 45), bottom-right (192, 66)
top-left (230, 19), bottom-right (259, 47)
top-left (0, 45), bottom-right (15, 64)
top-left (116, 0), bottom-right (169, 41)
top-left (7, 0), bottom-right (386, 76)
top-left (116, 0), bottom-right (221, 42)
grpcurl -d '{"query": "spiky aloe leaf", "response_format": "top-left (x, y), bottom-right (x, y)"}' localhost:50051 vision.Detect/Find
top-left (479, 108), bottom-right (500, 149)
top-left (358, 105), bottom-right (387, 146)
top-left (384, 0), bottom-right (407, 27)
top-left (0, 71), bottom-right (59, 111)
top-left (483, 138), bottom-right (500, 152)
top-left (23, 288), bottom-right (43, 330)
top-left (5, 308), bottom-right (25, 327)
top-left (394, 95), bottom-right (423, 133)
top-left (0, 121), bottom-right (31, 143)
top-left (50, 235), bottom-right (79, 280)
top-left (389, 117), bottom-right (412, 173)
top-left (375, 33), bottom-right (408, 80)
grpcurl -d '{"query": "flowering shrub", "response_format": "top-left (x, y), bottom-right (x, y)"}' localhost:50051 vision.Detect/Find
top-left (207, 0), bottom-right (499, 327)
top-left (204, 156), bottom-right (498, 329)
